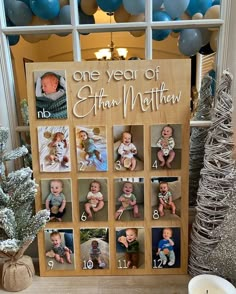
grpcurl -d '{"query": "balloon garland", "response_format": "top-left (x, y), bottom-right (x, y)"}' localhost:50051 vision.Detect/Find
top-left (5, 0), bottom-right (220, 57)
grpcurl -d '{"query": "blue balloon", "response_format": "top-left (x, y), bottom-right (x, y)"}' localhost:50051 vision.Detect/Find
top-left (212, 0), bottom-right (220, 5)
top-left (8, 34), bottom-right (20, 46)
top-left (4, 0), bottom-right (14, 11)
top-left (152, 0), bottom-right (163, 11)
top-left (186, 0), bottom-right (212, 16)
top-left (30, 0), bottom-right (60, 20)
top-left (153, 29), bottom-right (170, 41)
top-left (55, 5), bottom-right (71, 24)
top-left (199, 43), bottom-right (214, 55)
top-left (7, 1), bottom-right (33, 26)
top-left (6, 19), bottom-right (20, 46)
top-left (54, 4), bottom-right (70, 35)
top-left (152, 11), bottom-right (171, 41)
top-left (199, 28), bottom-right (211, 46)
top-left (172, 18), bottom-right (182, 33)
top-left (6, 18), bottom-right (14, 26)
top-left (79, 9), bottom-right (95, 24)
top-left (123, 0), bottom-right (145, 15)
top-left (96, 0), bottom-right (122, 13)
top-left (18, 0), bottom-right (30, 7)
top-left (164, 0), bottom-right (190, 19)
top-left (79, 9), bottom-right (95, 35)
top-left (178, 28), bottom-right (202, 56)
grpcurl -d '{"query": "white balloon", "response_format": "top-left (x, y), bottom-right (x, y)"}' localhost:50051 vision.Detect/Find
top-left (210, 30), bottom-right (219, 51)
top-left (192, 13), bottom-right (203, 20)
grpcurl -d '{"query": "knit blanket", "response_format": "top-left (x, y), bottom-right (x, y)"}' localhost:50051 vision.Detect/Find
top-left (36, 94), bottom-right (67, 119)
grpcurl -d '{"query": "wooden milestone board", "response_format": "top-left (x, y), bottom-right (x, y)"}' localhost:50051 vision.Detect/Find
top-left (27, 59), bottom-right (191, 276)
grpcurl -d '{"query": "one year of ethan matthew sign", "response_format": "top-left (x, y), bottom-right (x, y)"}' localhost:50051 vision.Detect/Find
top-left (70, 59), bottom-right (190, 120)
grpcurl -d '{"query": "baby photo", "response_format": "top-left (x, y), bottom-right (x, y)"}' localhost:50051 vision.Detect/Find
top-left (37, 126), bottom-right (70, 172)
top-left (80, 228), bottom-right (109, 270)
top-left (116, 227), bottom-right (145, 269)
top-left (78, 178), bottom-right (108, 222)
top-left (113, 125), bottom-right (144, 171)
top-left (151, 124), bottom-right (182, 170)
top-left (151, 177), bottom-right (181, 220)
top-left (34, 70), bottom-right (67, 119)
top-left (41, 178), bottom-right (72, 222)
top-left (114, 178), bottom-right (144, 221)
top-left (76, 126), bottom-right (108, 172)
top-left (45, 229), bottom-right (75, 271)
top-left (152, 227), bottom-right (180, 269)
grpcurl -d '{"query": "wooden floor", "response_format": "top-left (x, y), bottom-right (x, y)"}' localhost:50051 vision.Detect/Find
top-left (0, 275), bottom-right (191, 294)
top-left (0, 260), bottom-right (191, 294)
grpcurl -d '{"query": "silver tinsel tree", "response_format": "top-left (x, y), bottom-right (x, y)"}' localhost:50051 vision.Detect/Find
top-left (189, 75), bottom-right (214, 206)
top-left (207, 189), bottom-right (236, 285)
top-left (189, 71), bottom-right (236, 285)
top-left (0, 127), bottom-right (49, 259)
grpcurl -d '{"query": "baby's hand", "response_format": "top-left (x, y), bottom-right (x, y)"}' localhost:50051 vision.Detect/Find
top-left (46, 250), bottom-right (55, 258)
top-left (131, 149), bottom-right (137, 154)
top-left (119, 197), bottom-right (125, 202)
top-left (64, 247), bottom-right (72, 254)
top-left (160, 141), bottom-right (166, 147)
top-left (118, 236), bottom-right (128, 247)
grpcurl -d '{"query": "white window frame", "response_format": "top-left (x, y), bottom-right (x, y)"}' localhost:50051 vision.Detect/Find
top-left (0, 0), bottom-right (232, 149)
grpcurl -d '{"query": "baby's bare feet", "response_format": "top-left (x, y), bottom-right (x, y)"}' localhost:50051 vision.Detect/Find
top-left (159, 161), bottom-right (165, 167)
top-left (133, 212), bottom-right (140, 218)
top-left (166, 161), bottom-right (172, 168)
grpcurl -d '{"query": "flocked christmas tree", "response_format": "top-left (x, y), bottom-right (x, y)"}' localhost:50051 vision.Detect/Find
top-left (0, 126), bottom-right (49, 259)
top-left (189, 70), bottom-right (236, 285)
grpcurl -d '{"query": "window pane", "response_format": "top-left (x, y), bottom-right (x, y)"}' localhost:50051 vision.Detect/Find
top-left (10, 33), bottom-right (73, 113)
top-left (83, 31), bottom-right (145, 61)
top-left (95, 3), bottom-right (145, 24)
top-left (4, 2), bottom-right (72, 26)
top-left (152, 2), bottom-right (220, 22)
top-left (152, 27), bottom-right (218, 58)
